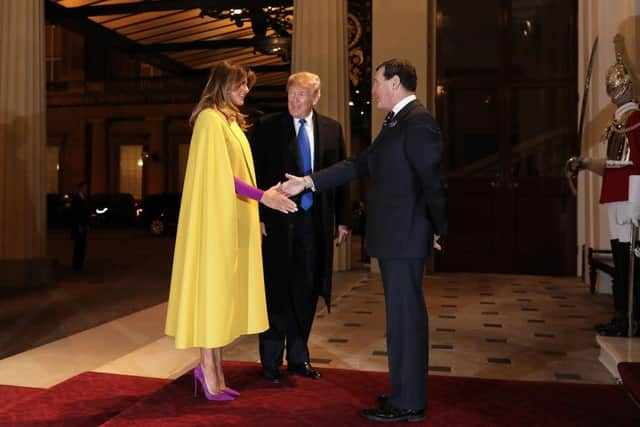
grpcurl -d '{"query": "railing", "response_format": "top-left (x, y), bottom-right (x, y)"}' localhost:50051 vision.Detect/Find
top-left (446, 127), bottom-right (570, 179)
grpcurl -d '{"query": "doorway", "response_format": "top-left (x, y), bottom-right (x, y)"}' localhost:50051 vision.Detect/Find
top-left (434, 0), bottom-right (577, 275)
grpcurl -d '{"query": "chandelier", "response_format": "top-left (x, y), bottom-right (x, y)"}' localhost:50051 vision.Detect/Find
top-left (201, 6), bottom-right (292, 61)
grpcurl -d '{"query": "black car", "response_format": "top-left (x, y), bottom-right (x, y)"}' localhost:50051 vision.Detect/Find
top-left (89, 193), bottom-right (137, 228)
top-left (139, 192), bottom-right (181, 235)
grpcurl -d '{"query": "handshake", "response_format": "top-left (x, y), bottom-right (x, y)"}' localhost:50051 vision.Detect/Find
top-left (259, 174), bottom-right (312, 214)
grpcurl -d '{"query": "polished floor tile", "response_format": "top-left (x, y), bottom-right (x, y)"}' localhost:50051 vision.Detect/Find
top-left (1, 231), bottom-right (637, 388)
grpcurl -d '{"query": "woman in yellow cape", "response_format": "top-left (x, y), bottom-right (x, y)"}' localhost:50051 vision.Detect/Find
top-left (165, 61), bottom-right (297, 401)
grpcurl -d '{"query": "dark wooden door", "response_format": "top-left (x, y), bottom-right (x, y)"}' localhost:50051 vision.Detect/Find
top-left (434, 0), bottom-right (577, 275)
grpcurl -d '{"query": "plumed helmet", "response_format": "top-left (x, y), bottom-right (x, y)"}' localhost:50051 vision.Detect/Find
top-left (606, 34), bottom-right (633, 101)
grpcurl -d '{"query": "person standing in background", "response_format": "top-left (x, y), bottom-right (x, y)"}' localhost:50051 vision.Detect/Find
top-left (70, 181), bottom-right (90, 272)
top-left (567, 37), bottom-right (640, 337)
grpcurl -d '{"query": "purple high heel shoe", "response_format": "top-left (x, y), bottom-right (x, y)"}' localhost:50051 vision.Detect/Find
top-left (222, 387), bottom-right (240, 397)
top-left (193, 365), bottom-right (234, 401)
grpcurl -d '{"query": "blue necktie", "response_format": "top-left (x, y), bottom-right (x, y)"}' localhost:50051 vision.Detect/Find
top-left (383, 111), bottom-right (395, 127)
top-left (297, 118), bottom-right (313, 210)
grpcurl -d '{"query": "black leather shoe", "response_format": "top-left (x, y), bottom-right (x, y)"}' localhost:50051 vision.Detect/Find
top-left (598, 320), bottom-right (629, 337)
top-left (594, 319), bottom-right (613, 331)
top-left (287, 362), bottom-right (321, 379)
top-left (261, 367), bottom-right (281, 383)
top-left (361, 402), bottom-right (425, 423)
top-left (376, 394), bottom-right (388, 408)
top-left (595, 316), bottom-right (625, 333)
top-left (599, 319), bottom-right (640, 337)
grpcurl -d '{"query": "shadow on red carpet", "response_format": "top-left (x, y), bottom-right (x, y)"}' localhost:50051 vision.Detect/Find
top-left (619, 362), bottom-right (640, 405)
top-left (102, 361), bottom-right (640, 427)
top-left (1, 372), bottom-right (168, 427)
top-left (0, 384), bottom-right (43, 413)
top-left (2, 362), bottom-right (639, 426)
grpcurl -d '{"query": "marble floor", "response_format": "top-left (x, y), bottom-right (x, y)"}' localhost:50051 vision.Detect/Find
top-left (0, 269), bottom-right (634, 388)
top-left (0, 230), bottom-right (640, 388)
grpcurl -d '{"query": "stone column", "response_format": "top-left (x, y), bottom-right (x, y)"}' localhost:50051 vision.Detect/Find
top-left (372, 0), bottom-right (430, 131)
top-left (577, 0), bottom-right (640, 283)
top-left (89, 117), bottom-right (107, 194)
top-left (292, 0), bottom-right (351, 152)
top-left (0, 0), bottom-right (54, 288)
top-left (144, 116), bottom-right (166, 195)
top-left (292, 0), bottom-right (352, 271)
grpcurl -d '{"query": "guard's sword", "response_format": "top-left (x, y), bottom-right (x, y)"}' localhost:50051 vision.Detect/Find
top-left (566, 37), bottom-right (598, 195)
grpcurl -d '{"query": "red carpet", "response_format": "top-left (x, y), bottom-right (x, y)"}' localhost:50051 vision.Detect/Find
top-left (101, 362), bottom-right (640, 427)
top-left (2, 363), bottom-right (639, 426)
top-left (1, 372), bottom-right (168, 427)
top-left (0, 384), bottom-right (43, 413)
top-left (619, 362), bottom-right (640, 404)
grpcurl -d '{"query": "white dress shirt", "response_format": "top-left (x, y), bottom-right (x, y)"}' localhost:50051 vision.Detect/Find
top-left (390, 94), bottom-right (417, 116)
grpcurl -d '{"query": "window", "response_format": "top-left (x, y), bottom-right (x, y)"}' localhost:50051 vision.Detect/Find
top-left (45, 25), bottom-right (62, 82)
top-left (119, 145), bottom-right (143, 200)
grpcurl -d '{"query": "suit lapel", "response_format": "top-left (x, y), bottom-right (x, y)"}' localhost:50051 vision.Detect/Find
top-left (312, 111), bottom-right (323, 170)
top-left (283, 114), bottom-right (302, 174)
top-left (392, 99), bottom-right (418, 125)
top-left (372, 100), bottom-right (419, 144)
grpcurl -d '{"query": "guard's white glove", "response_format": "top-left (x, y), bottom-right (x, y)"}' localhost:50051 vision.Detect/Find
top-left (628, 175), bottom-right (640, 227)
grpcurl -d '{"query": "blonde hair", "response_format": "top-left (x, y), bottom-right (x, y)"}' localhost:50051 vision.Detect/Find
top-left (287, 71), bottom-right (321, 98)
top-left (189, 61), bottom-right (256, 129)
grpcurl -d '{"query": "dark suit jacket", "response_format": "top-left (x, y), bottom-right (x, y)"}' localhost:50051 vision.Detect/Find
top-left (312, 100), bottom-right (447, 258)
top-left (249, 110), bottom-right (350, 309)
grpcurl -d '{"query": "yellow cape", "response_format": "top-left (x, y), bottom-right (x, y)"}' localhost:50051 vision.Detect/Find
top-left (165, 108), bottom-right (268, 349)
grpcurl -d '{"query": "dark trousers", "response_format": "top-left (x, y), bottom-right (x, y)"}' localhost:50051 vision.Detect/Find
top-left (260, 210), bottom-right (318, 368)
top-left (611, 239), bottom-right (640, 321)
top-left (72, 231), bottom-right (87, 271)
top-left (378, 257), bottom-right (428, 410)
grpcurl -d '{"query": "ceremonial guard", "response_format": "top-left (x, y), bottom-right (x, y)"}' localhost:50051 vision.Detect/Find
top-left (567, 35), bottom-right (640, 336)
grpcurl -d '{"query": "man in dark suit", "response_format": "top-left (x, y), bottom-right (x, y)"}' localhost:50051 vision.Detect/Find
top-left (70, 181), bottom-right (90, 272)
top-left (283, 59), bottom-right (447, 422)
top-left (249, 71), bottom-right (350, 383)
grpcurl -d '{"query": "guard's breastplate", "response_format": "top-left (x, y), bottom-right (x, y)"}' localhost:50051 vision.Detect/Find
top-left (602, 108), bottom-right (639, 161)
top-left (606, 130), bottom-right (630, 162)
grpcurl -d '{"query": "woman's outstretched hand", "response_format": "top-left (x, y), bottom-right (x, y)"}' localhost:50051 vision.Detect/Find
top-left (260, 183), bottom-right (298, 214)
